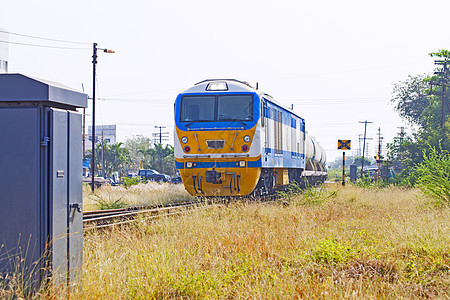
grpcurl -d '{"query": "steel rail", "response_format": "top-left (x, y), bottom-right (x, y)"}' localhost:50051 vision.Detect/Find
top-left (83, 201), bottom-right (216, 230)
top-left (82, 194), bottom-right (282, 230)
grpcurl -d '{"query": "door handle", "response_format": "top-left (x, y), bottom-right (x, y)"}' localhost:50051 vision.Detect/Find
top-left (69, 203), bottom-right (82, 213)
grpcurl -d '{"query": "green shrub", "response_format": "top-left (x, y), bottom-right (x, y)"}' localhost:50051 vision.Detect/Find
top-left (355, 175), bottom-right (372, 187)
top-left (122, 176), bottom-right (140, 188)
top-left (278, 180), bottom-right (338, 205)
top-left (415, 145), bottom-right (449, 205)
top-left (312, 238), bottom-right (355, 265)
top-left (91, 194), bottom-right (126, 210)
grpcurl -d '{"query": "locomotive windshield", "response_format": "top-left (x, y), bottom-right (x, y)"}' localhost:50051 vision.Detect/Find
top-left (180, 94), bottom-right (253, 122)
top-left (180, 96), bottom-right (215, 122)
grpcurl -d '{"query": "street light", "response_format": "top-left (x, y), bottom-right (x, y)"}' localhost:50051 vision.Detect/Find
top-left (91, 42), bottom-right (114, 192)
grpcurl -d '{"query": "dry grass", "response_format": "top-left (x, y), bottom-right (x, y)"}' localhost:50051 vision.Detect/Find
top-left (82, 182), bottom-right (196, 211)
top-left (1, 185), bottom-right (448, 298)
top-left (79, 184), bottom-right (449, 299)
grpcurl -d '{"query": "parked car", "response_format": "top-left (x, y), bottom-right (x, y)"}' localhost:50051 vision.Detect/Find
top-left (138, 169), bottom-right (170, 182)
top-left (171, 175), bottom-right (182, 184)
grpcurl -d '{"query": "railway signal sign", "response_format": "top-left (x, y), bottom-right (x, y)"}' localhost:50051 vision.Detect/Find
top-left (338, 139), bottom-right (351, 186)
top-left (338, 139), bottom-right (351, 150)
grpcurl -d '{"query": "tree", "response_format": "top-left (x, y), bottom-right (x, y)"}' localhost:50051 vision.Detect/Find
top-left (138, 143), bottom-right (176, 176)
top-left (124, 135), bottom-right (153, 171)
top-left (327, 154), bottom-right (369, 170)
top-left (352, 156), bottom-right (372, 167)
top-left (391, 74), bottom-right (430, 128)
top-left (391, 50), bottom-right (449, 136)
top-left (388, 50), bottom-right (450, 184)
top-left (86, 141), bottom-right (131, 178)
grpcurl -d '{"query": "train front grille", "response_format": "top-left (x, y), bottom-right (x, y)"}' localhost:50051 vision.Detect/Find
top-left (206, 140), bottom-right (225, 149)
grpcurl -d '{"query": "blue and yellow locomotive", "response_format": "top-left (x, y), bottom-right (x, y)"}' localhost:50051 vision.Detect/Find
top-left (174, 79), bottom-right (326, 197)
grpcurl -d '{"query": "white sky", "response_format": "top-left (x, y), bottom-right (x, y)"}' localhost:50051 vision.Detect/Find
top-left (2, 0), bottom-right (449, 162)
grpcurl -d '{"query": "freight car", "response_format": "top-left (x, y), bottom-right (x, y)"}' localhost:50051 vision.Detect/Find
top-left (174, 79), bottom-right (326, 196)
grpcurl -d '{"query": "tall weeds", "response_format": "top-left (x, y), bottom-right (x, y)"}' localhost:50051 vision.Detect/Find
top-left (415, 145), bottom-right (450, 205)
top-left (80, 185), bottom-right (449, 299)
top-left (83, 182), bottom-right (196, 211)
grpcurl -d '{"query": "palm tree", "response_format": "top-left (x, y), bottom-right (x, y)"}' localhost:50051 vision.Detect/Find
top-left (86, 141), bottom-right (131, 177)
top-left (137, 143), bottom-right (175, 175)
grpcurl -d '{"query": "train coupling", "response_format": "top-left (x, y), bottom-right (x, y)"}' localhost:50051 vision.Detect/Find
top-left (205, 170), bottom-right (222, 184)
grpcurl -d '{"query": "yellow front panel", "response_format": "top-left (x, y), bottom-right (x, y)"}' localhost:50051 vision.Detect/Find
top-left (180, 165), bottom-right (261, 197)
top-left (176, 125), bottom-right (257, 156)
top-left (175, 122), bottom-right (262, 196)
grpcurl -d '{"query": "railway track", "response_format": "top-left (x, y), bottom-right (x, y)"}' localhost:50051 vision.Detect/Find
top-left (82, 194), bottom-right (283, 230)
top-left (82, 200), bottom-right (214, 230)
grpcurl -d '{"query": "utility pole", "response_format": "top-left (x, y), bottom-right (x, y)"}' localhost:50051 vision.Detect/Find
top-left (153, 126), bottom-right (169, 144)
top-left (365, 142), bottom-right (371, 157)
top-left (396, 126), bottom-right (407, 154)
top-left (357, 134), bottom-right (362, 156)
top-left (359, 120), bottom-right (373, 178)
top-left (376, 127), bottom-right (384, 176)
top-left (377, 127), bottom-right (383, 158)
top-left (430, 58), bottom-right (449, 146)
top-left (101, 130), bottom-right (105, 178)
top-left (91, 43), bottom-right (97, 192)
top-left (358, 136), bottom-right (372, 159)
top-left (81, 83), bottom-right (86, 159)
top-left (431, 59), bottom-right (449, 127)
top-left (91, 43), bottom-right (114, 192)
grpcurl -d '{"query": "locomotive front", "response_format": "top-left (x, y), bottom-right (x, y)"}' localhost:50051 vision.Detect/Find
top-left (174, 80), bottom-right (262, 196)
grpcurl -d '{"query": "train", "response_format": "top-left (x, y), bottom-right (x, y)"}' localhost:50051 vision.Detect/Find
top-left (174, 79), bottom-right (327, 197)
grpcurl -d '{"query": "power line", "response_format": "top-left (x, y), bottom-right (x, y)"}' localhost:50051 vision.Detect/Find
top-left (92, 95), bottom-right (391, 106)
top-left (97, 97), bottom-right (171, 104)
top-left (283, 98), bottom-right (389, 106)
top-left (0, 39), bottom-right (90, 50)
top-left (286, 96), bottom-right (387, 102)
top-left (0, 29), bottom-right (90, 45)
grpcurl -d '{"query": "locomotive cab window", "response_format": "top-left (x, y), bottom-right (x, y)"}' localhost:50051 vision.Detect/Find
top-left (180, 96), bottom-right (215, 122)
top-left (217, 95), bottom-right (252, 121)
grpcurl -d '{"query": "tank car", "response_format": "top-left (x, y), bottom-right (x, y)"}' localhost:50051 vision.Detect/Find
top-left (174, 79), bottom-right (326, 196)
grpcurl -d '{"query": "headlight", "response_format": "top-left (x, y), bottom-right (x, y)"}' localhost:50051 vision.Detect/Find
top-left (206, 81), bottom-right (228, 91)
top-left (243, 135), bottom-right (251, 143)
top-left (181, 136), bottom-right (188, 144)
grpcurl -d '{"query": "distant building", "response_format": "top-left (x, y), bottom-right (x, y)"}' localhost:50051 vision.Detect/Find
top-left (0, 28), bottom-right (9, 73)
top-left (85, 125), bottom-right (117, 153)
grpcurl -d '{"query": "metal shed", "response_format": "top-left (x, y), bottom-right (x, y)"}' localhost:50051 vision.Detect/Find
top-left (0, 74), bottom-right (87, 293)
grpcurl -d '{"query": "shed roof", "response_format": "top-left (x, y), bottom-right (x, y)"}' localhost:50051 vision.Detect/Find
top-left (0, 73), bottom-right (87, 109)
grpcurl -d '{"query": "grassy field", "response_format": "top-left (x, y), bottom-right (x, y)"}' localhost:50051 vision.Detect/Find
top-left (2, 184), bottom-right (448, 299)
top-left (79, 184), bottom-right (449, 299)
top-left (82, 182), bottom-right (196, 211)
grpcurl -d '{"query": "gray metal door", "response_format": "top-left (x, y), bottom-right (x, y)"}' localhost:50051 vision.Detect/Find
top-left (50, 108), bottom-right (68, 284)
top-left (49, 108), bottom-right (83, 289)
top-left (68, 111), bottom-right (83, 289)
top-left (0, 107), bottom-right (42, 281)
